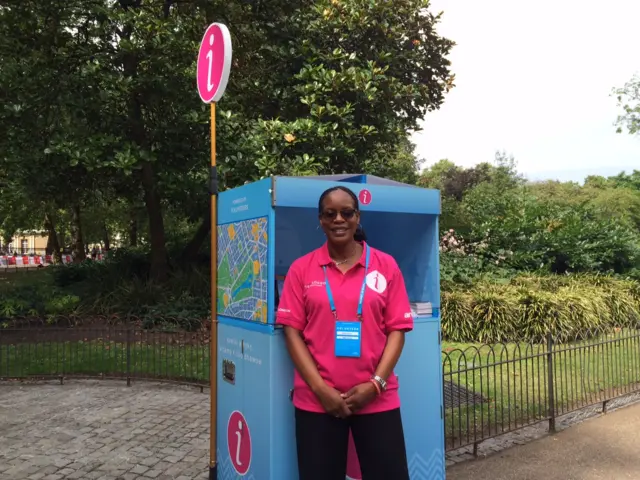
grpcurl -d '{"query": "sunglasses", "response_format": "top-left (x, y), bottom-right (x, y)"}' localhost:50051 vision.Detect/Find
top-left (320, 208), bottom-right (358, 221)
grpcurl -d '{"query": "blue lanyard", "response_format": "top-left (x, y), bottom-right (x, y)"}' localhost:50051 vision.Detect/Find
top-left (323, 244), bottom-right (370, 321)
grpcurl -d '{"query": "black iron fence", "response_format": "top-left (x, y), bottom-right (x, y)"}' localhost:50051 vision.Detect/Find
top-left (0, 321), bottom-right (210, 388)
top-left (442, 327), bottom-right (640, 451)
top-left (2, 320), bottom-right (640, 451)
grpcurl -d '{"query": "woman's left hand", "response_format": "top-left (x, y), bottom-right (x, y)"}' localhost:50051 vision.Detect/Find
top-left (342, 382), bottom-right (378, 413)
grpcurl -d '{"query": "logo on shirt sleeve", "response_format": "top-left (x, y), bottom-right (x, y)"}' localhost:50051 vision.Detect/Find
top-left (304, 280), bottom-right (326, 289)
top-left (365, 270), bottom-right (387, 294)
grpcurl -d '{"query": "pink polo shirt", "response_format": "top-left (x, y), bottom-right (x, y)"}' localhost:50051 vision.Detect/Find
top-left (276, 242), bottom-right (413, 414)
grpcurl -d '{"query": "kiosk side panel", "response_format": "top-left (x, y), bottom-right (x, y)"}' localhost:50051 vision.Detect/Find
top-left (217, 324), bottom-right (296, 480)
top-left (396, 319), bottom-right (445, 479)
top-left (217, 323), bottom-right (247, 480)
top-left (269, 329), bottom-right (298, 479)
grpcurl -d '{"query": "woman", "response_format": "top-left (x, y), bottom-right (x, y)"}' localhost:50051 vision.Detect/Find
top-left (276, 185), bottom-right (413, 480)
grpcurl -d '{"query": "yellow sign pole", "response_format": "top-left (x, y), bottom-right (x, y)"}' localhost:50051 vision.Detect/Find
top-left (209, 101), bottom-right (219, 479)
top-left (197, 22), bottom-right (230, 480)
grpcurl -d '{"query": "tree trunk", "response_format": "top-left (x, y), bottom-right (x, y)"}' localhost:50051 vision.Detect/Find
top-left (120, 1), bottom-right (168, 281)
top-left (70, 204), bottom-right (86, 263)
top-left (140, 161), bottom-right (169, 280)
top-left (43, 213), bottom-right (62, 263)
top-left (102, 222), bottom-right (111, 251)
top-left (179, 210), bottom-right (211, 264)
top-left (129, 208), bottom-right (138, 247)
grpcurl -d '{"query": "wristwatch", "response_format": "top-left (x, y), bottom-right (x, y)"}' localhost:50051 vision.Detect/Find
top-left (371, 375), bottom-right (387, 391)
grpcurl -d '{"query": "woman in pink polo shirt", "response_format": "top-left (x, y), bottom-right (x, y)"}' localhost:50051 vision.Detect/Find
top-left (277, 186), bottom-right (413, 480)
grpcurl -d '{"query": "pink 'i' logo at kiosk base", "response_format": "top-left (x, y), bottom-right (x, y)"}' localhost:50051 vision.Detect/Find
top-left (227, 410), bottom-right (251, 475)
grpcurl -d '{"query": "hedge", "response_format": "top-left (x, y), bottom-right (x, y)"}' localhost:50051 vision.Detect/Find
top-left (441, 274), bottom-right (640, 343)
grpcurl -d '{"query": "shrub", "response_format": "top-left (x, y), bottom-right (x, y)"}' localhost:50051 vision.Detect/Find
top-left (470, 287), bottom-right (519, 343)
top-left (0, 249), bottom-right (208, 327)
top-left (51, 260), bottom-right (107, 287)
top-left (442, 274), bottom-right (640, 343)
top-left (0, 271), bottom-right (72, 320)
top-left (461, 187), bottom-right (640, 275)
top-left (441, 290), bottom-right (474, 342)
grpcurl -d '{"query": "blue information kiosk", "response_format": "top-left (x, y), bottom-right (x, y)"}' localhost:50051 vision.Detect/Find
top-left (215, 175), bottom-right (444, 480)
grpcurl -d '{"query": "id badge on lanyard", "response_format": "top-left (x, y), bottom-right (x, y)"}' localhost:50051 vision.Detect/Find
top-left (324, 245), bottom-right (370, 359)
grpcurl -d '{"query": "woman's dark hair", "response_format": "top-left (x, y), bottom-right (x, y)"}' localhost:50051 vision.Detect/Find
top-left (318, 186), bottom-right (367, 242)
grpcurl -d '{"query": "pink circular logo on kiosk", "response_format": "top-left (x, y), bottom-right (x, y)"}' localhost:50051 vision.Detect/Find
top-left (227, 410), bottom-right (251, 475)
top-left (346, 431), bottom-right (362, 479)
top-left (197, 23), bottom-right (232, 103)
top-left (358, 189), bottom-right (372, 206)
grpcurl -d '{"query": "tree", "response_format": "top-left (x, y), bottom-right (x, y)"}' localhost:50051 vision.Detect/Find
top-left (615, 74), bottom-right (640, 136)
top-left (0, 0), bottom-right (455, 278)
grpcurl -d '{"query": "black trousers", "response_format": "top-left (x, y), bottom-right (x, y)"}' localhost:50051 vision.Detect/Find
top-left (295, 407), bottom-right (409, 480)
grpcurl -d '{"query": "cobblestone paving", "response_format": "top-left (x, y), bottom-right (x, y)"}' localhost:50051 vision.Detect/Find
top-left (3, 379), bottom-right (638, 478)
top-left (0, 380), bottom-right (210, 480)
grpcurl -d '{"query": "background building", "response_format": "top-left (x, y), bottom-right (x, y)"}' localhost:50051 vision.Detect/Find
top-left (0, 231), bottom-right (48, 254)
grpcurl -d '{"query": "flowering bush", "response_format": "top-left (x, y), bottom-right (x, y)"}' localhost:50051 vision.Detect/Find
top-left (440, 229), bottom-right (516, 288)
top-left (440, 229), bottom-right (464, 254)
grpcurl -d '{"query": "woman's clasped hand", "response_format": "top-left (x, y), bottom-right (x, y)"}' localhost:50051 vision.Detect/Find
top-left (315, 381), bottom-right (378, 418)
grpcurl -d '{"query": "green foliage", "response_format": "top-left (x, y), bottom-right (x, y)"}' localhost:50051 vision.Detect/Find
top-left (460, 184), bottom-right (640, 274)
top-left (425, 153), bottom-right (640, 280)
top-left (531, 178), bottom-right (640, 231)
top-left (0, 249), bottom-right (207, 327)
top-left (442, 275), bottom-right (640, 343)
top-left (51, 261), bottom-right (105, 287)
top-left (440, 251), bottom-right (515, 289)
top-left (0, 0), bottom-right (453, 279)
top-left (0, 271), bottom-right (70, 319)
top-left (614, 74), bottom-right (640, 136)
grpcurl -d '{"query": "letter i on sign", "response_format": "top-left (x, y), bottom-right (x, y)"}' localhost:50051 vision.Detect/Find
top-left (235, 419), bottom-right (243, 466)
top-left (206, 33), bottom-right (215, 92)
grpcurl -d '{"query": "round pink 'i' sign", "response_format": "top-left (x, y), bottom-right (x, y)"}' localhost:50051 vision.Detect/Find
top-left (227, 410), bottom-right (251, 475)
top-left (358, 189), bottom-right (372, 206)
top-left (197, 23), bottom-right (232, 103)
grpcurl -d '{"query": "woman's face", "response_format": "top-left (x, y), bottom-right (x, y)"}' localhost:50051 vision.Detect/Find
top-left (319, 190), bottom-right (360, 246)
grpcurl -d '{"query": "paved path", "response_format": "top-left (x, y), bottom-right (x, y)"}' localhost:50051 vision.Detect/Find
top-left (0, 380), bottom-right (210, 480)
top-left (4, 380), bottom-right (640, 480)
top-left (447, 401), bottom-right (640, 480)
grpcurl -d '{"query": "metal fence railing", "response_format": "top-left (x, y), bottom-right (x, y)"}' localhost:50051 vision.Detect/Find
top-left (442, 327), bottom-right (640, 451)
top-left (2, 321), bottom-right (639, 451)
top-left (0, 323), bottom-right (210, 388)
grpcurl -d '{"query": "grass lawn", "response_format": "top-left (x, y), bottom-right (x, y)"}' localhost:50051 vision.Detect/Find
top-left (442, 330), bottom-right (640, 449)
top-left (0, 339), bottom-right (210, 384)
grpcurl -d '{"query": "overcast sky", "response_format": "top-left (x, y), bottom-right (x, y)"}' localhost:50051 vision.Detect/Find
top-left (411, 0), bottom-right (640, 182)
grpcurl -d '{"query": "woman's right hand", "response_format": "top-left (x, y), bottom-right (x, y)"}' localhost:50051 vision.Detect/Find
top-left (315, 384), bottom-right (351, 418)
